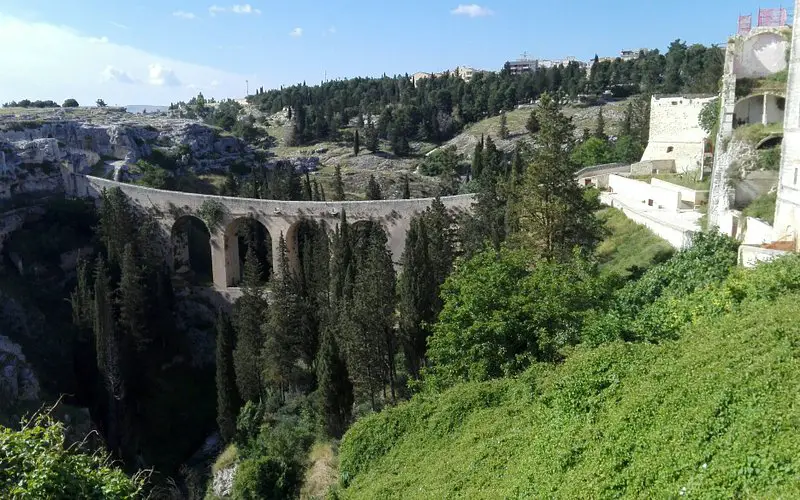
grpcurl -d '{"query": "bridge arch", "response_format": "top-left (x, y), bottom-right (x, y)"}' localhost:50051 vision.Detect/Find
top-left (171, 215), bottom-right (213, 285)
top-left (224, 216), bottom-right (273, 287)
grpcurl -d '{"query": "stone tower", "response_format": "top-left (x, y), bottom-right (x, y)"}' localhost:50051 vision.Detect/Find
top-left (773, 0), bottom-right (800, 246)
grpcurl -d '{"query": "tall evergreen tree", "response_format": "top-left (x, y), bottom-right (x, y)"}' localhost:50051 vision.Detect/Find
top-left (333, 165), bottom-right (346, 201)
top-left (118, 243), bottom-right (149, 352)
top-left (233, 246), bottom-right (267, 402)
top-left (366, 175), bottom-right (382, 200)
top-left (510, 93), bottom-right (603, 261)
top-left (526, 110), bottom-right (540, 135)
top-left (594, 108), bottom-right (607, 140)
top-left (398, 217), bottom-right (434, 378)
top-left (402, 175), bottom-right (411, 199)
top-left (316, 328), bottom-right (353, 439)
top-left (215, 312), bottom-right (241, 443)
top-left (471, 135), bottom-right (484, 179)
top-left (499, 112), bottom-right (509, 139)
top-left (353, 129), bottom-right (361, 156)
top-left (94, 255), bottom-right (123, 399)
top-left (364, 118), bottom-right (379, 152)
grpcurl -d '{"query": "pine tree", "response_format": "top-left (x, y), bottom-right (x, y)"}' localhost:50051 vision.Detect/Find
top-left (70, 259), bottom-right (93, 335)
top-left (402, 175), bottom-right (411, 199)
top-left (215, 312), bottom-right (241, 443)
top-left (233, 246), bottom-right (267, 402)
top-left (510, 93), bottom-right (603, 261)
top-left (621, 101), bottom-right (633, 137)
top-left (316, 328), bottom-right (353, 438)
top-left (353, 129), bottom-right (361, 156)
top-left (302, 173), bottom-right (313, 201)
top-left (99, 188), bottom-right (137, 268)
top-left (366, 175), bottom-right (382, 200)
top-left (333, 165), bottom-right (346, 201)
top-left (499, 112), bottom-right (509, 139)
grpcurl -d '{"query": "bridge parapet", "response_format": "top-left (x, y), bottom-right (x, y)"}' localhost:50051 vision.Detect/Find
top-left (70, 175), bottom-right (475, 288)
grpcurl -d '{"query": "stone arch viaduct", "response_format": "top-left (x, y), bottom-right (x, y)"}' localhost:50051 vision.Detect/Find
top-left (68, 175), bottom-right (474, 290)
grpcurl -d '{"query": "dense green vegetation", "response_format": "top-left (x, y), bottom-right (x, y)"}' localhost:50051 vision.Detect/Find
top-left (595, 208), bottom-right (674, 278)
top-left (743, 192), bottom-right (778, 224)
top-left (0, 412), bottom-right (144, 498)
top-left (338, 249), bottom-right (800, 499)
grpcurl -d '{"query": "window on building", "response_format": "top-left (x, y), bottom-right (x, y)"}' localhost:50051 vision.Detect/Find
top-left (667, 146), bottom-right (674, 153)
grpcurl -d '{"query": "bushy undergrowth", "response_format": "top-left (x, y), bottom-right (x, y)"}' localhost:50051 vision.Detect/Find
top-left (0, 413), bottom-right (145, 498)
top-left (338, 242), bottom-right (800, 498)
top-left (595, 208), bottom-right (674, 278)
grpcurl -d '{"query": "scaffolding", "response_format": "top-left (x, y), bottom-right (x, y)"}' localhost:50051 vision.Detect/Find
top-left (757, 7), bottom-right (788, 27)
top-left (738, 14), bottom-right (753, 34)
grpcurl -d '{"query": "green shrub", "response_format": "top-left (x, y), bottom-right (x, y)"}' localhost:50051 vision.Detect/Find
top-left (742, 192), bottom-right (777, 224)
top-left (339, 284), bottom-right (800, 498)
top-left (0, 413), bottom-right (146, 498)
top-left (232, 455), bottom-right (303, 499)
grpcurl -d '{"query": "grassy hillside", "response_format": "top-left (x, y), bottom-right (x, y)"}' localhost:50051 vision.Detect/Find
top-left (595, 208), bottom-right (674, 277)
top-left (337, 258), bottom-right (800, 498)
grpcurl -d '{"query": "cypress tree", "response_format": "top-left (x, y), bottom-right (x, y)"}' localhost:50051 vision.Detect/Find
top-left (499, 112), bottom-right (509, 139)
top-left (333, 164), bottom-right (346, 201)
top-left (93, 255), bottom-right (123, 398)
top-left (302, 172), bottom-right (313, 201)
top-left (215, 312), bottom-right (241, 443)
top-left (402, 175), bottom-right (411, 199)
top-left (366, 175), bottom-right (382, 200)
top-left (398, 217), bottom-right (434, 378)
top-left (526, 110), bottom-right (540, 135)
top-left (312, 179), bottom-right (323, 201)
top-left (316, 328), bottom-right (353, 438)
top-left (353, 129), bottom-right (361, 156)
top-left (233, 246), bottom-right (267, 402)
top-left (364, 119), bottom-right (379, 152)
top-left (471, 135), bottom-right (484, 179)
top-left (118, 243), bottom-right (150, 352)
top-left (223, 171), bottom-right (238, 197)
top-left (594, 108), bottom-right (607, 140)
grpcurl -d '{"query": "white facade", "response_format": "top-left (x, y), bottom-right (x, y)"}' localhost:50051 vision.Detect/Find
top-left (733, 29), bottom-right (790, 78)
top-left (773, 0), bottom-right (800, 248)
top-left (641, 95), bottom-right (716, 174)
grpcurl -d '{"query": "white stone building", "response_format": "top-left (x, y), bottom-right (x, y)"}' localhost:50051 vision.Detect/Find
top-left (639, 95), bottom-right (717, 174)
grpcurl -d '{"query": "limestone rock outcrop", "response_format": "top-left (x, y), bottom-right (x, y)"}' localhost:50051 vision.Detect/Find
top-left (0, 111), bottom-right (251, 201)
top-left (0, 334), bottom-right (40, 406)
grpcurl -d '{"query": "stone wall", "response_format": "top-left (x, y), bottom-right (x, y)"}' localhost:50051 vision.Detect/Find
top-left (70, 175), bottom-right (476, 288)
top-left (600, 193), bottom-right (694, 249)
top-left (733, 28), bottom-right (790, 79)
top-left (774, 1), bottom-right (800, 247)
top-left (641, 95), bottom-right (716, 174)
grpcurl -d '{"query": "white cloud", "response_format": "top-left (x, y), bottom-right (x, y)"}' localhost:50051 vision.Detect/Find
top-left (110, 21), bottom-right (129, 30)
top-left (0, 13), bottom-right (255, 105)
top-left (327, 26), bottom-right (337, 35)
top-left (148, 64), bottom-right (182, 87)
top-left (451, 4), bottom-right (494, 17)
top-left (102, 66), bottom-right (138, 84)
top-left (173, 11), bottom-right (197, 20)
top-left (290, 27), bottom-right (303, 37)
top-left (232, 4), bottom-right (261, 15)
top-left (211, 80), bottom-right (220, 88)
top-left (208, 5), bottom-right (226, 16)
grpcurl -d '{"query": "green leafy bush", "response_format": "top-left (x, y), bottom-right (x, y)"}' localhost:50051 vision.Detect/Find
top-left (424, 248), bottom-right (614, 390)
top-left (0, 413), bottom-right (145, 498)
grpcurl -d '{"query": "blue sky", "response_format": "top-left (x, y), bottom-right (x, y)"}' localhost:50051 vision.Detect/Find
top-left (0, 1), bottom-right (786, 105)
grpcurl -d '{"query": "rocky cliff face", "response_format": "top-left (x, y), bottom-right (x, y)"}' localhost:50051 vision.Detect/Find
top-left (0, 109), bottom-right (250, 200)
